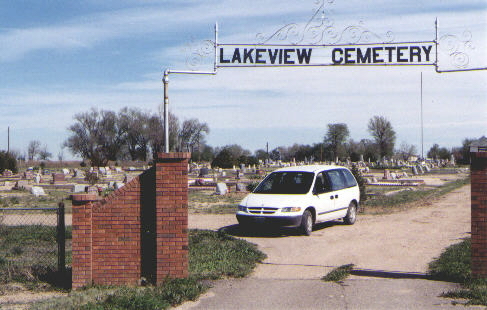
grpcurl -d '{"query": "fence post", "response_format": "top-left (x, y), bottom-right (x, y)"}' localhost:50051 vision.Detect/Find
top-left (57, 202), bottom-right (66, 277)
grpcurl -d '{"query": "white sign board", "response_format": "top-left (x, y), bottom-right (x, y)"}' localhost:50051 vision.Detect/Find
top-left (218, 42), bottom-right (435, 67)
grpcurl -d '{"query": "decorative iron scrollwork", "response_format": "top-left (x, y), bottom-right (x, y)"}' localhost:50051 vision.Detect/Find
top-left (256, 0), bottom-right (394, 45)
top-left (184, 39), bottom-right (215, 69)
top-left (439, 31), bottom-right (474, 68)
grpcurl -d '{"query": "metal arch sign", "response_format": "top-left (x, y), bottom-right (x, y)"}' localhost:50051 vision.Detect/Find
top-left (218, 42), bottom-right (435, 67)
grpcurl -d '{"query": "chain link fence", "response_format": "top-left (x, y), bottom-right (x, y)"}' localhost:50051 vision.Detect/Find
top-left (0, 204), bottom-right (67, 287)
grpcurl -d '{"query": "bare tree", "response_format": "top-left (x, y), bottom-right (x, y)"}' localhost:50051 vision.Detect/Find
top-left (27, 140), bottom-right (41, 161)
top-left (397, 142), bottom-right (417, 161)
top-left (178, 118), bottom-right (209, 153)
top-left (119, 107), bottom-right (151, 161)
top-left (367, 116), bottom-right (396, 159)
top-left (64, 108), bottom-right (126, 166)
top-left (38, 145), bottom-right (52, 160)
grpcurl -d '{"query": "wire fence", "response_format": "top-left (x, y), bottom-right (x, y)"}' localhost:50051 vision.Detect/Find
top-left (0, 204), bottom-right (67, 286)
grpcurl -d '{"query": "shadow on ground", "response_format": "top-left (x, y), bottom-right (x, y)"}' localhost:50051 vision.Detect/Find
top-left (219, 220), bottom-right (345, 238)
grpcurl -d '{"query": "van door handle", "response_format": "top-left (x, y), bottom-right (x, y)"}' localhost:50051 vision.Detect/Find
top-left (330, 196), bottom-right (334, 200)
top-left (335, 195), bottom-right (338, 199)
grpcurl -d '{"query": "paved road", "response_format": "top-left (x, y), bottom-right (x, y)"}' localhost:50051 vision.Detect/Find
top-left (177, 185), bottom-right (484, 309)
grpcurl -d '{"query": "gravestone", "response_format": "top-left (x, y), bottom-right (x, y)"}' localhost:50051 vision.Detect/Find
top-left (2, 169), bottom-right (13, 177)
top-left (383, 169), bottom-right (392, 180)
top-left (23, 170), bottom-right (34, 180)
top-left (411, 166), bottom-right (418, 175)
top-left (62, 168), bottom-right (70, 175)
top-left (34, 174), bottom-right (42, 184)
top-left (216, 183), bottom-right (228, 195)
top-left (417, 165), bottom-right (424, 174)
top-left (72, 184), bottom-right (87, 193)
top-left (86, 186), bottom-right (98, 194)
top-left (114, 182), bottom-right (125, 190)
top-left (52, 173), bottom-right (66, 184)
top-left (31, 186), bottom-right (46, 196)
top-left (15, 180), bottom-right (29, 190)
top-left (199, 167), bottom-right (210, 177)
top-left (235, 183), bottom-right (247, 192)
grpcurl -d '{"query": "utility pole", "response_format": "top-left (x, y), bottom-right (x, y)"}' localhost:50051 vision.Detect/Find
top-left (7, 126), bottom-right (10, 154)
top-left (420, 72), bottom-right (424, 160)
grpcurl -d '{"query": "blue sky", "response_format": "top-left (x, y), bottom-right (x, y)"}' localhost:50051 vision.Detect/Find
top-left (1, 0), bottom-right (486, 160)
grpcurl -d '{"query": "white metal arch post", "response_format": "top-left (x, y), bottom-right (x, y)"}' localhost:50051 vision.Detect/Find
top-left (162, 23), bottom-right (219, 153)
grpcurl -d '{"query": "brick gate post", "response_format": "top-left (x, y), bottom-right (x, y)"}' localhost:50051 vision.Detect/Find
top-left (155, 152), bottom-right (191, 284)
top-left (471, 136), bottom-right (487, 278)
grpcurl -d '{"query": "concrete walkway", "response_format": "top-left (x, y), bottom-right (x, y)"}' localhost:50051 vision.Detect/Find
top-left (177, 277), bottom-right (472, 310)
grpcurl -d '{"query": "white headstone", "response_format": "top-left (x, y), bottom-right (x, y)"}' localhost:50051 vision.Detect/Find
top-left (72, 184), bottom-right (87, 193)
top-left (31, 186), bottom-right (46, 197)
top-left (216, 183), bottom-right (228, 195)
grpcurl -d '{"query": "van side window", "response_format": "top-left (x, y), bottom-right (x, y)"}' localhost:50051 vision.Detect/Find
top-left (314, 172), bottom-right (332, 194)
top-left (341, 169), bottom-right (357, 188)
top-left (326, 170), bottom-right (345, 191)
top-left (313, 173), bottom-right (324, 194)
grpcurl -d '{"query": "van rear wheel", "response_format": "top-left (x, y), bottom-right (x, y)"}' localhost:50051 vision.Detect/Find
top-left (300, 210), bottom-right (313, 236)
top-left (344, 202), bottom-right (357, 225)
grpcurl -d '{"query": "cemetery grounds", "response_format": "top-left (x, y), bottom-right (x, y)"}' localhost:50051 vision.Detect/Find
top-left (0, 161), bottom-right (471, 308)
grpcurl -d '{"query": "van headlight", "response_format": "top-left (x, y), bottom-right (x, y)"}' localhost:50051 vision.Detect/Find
top-left (281, 207), bottom-right (301, 212)
top-left (238, 205), bottom-right (247, 212)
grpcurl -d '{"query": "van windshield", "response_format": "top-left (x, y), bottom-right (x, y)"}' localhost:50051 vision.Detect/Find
top-left (254, 171), bottom-right (314, 194)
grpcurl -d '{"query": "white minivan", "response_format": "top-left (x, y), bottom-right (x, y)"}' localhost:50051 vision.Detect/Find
top-left (236, 165), bottom-right (360, 235)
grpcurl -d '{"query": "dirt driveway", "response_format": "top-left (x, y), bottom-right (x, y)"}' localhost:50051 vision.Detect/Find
top-left (179, 184), bottom-right (474, 309)
top-left (189, 184), bottom-right (471, 279)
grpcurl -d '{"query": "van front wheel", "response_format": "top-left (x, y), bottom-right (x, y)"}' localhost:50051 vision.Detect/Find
top-left (300, 210), bottom-right (313, 236)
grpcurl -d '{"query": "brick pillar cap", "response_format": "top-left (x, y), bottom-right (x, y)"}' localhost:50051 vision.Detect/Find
top-left (71, 193), bottom-right (102, 203)
top-left (156, 152), bottom-right (191, 160)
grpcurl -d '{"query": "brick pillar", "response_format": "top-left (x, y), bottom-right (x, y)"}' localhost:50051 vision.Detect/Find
top-left (155, 152), bottom-right (190, 284)
top-left (471, 137), bottom-right (487, 278)
top-left (71, 194), bottom-right (101, 289)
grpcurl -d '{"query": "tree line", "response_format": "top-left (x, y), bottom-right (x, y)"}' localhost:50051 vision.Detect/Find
top-left (3, 109), bottom-right (476, 168)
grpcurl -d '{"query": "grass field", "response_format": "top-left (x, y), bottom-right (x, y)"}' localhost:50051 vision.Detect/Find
top-left (23, 229), bottom-right (266, 309)
top-left (361, 176), bottom-right (470, 214)
top-left (428, 238), bottom-right (487, 306)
